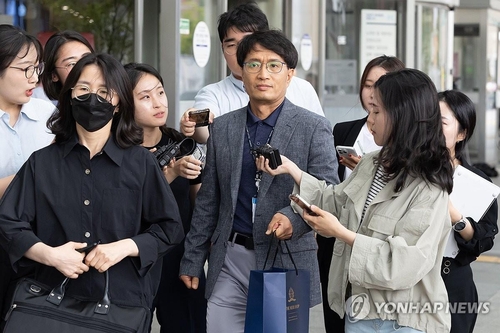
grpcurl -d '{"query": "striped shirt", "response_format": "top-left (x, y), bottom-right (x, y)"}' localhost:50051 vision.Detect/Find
top-left (360, 165), bottom-right (387, 224)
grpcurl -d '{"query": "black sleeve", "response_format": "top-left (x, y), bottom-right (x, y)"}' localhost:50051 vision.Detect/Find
top-left (454, 164), bottom-right (499, 265)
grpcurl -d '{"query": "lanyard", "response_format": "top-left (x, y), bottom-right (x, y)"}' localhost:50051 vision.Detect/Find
top-left (245, 125), bottom-right (274, 193)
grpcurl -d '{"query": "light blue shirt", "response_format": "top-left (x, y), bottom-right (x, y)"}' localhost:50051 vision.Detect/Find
top-left (32, 86), bottom-right (58, 105)
top-left (0, 97), bottom-right (55, 178)
top-left (193, 73), bottom-right (324, 117)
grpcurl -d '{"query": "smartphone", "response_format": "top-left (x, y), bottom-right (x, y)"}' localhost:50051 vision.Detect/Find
top-left (188, 108), bottom-right (210, 127)
top-left (336, 145), bottom-right (359, 158)
top-left (289, 193), bottom-right (318, 216)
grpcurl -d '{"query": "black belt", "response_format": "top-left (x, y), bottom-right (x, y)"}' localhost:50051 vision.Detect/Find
top-left (228, 230), bottom-right (254, 250)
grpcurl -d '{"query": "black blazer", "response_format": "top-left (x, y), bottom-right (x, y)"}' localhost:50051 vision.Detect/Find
top-left (315, 116), bottom-right (368, 333)
top-left (454, 160), bottom-right (498, 266)
top-left (332, 117), bottom-right (367, 180)
top-left (317, 116), bottom-right (367, 282)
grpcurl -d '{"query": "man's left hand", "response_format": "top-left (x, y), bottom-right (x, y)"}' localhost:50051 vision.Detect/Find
top-left (266, 213), bottom-right (293, 239)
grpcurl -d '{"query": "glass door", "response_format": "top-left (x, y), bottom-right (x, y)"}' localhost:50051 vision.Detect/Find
top-left (322, 0), bottom-right (406, 127)
top-left (415, 3), bottom-right (452, 91)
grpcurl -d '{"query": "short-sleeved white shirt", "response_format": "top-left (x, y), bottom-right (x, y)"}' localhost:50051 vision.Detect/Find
top-left (192, 73), bottom-right (324, 117)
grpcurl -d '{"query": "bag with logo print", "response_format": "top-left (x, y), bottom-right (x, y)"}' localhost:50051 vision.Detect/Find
top-left (244, 235), bottom-right (310, 333)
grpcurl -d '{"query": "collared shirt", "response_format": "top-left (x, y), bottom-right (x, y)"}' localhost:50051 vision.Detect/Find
top-left (232, 103), bottom-right (283, 235)
top-left (0, 98), bottom-right (55, 178)
top-left (344, 122), bottom-right (381, 180)
top-left (0, 135), bottom-right (184, 307)
top-left (32, 86), bottom-right (58, 105)
top-left (193, 73), bottom-right (324, 117)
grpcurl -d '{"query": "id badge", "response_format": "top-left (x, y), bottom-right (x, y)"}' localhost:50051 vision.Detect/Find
top-left (252, 196), bottom-right (257, 223)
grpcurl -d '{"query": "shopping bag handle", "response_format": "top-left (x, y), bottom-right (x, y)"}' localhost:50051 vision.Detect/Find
top-left (46, 270), bottom-right (111, 315)
top-left (263, 231), bottom-right (299, 275)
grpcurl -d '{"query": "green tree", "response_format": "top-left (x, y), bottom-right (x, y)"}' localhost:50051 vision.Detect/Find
top-left (35, 0), bottom-right (134, 62)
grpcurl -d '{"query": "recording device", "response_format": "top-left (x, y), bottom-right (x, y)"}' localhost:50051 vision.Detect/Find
top-left (188, 108), bottom-right (210, 127)
top-left (289, 193), bottom-right (318, 216)
top-left (153, 138), bottom-right (196, 168)
top-left (335, 145), bottom-right (358, 158)
top-left (251, 144), bottom-right (282, 169)
top-left (191, 145), bottom-right (207, 169)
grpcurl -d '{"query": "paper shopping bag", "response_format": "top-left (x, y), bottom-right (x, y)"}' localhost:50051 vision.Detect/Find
top-left (244, 253), bottom-right (310, 332)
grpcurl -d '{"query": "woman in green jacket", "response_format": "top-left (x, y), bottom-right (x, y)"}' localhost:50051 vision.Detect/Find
top-left (258, 68), bottom-right (454, 333)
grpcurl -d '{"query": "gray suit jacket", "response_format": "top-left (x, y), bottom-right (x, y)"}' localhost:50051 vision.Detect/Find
top-left (179, 98), bottom-right (339, 306)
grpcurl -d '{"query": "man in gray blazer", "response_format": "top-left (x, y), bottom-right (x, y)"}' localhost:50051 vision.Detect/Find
top-left (180, 30), bottom-right (339, 333)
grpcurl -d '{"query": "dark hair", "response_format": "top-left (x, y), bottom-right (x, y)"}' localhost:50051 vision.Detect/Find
top-left (438, 90), bottom-right (476, 162)
top-left (0, 24), bottom-right (43, 76)
top-left (218, 2), bottom-right (269, 42)
top-left (48, 53), bottom-right (142, 148)
top-left (374, 68), bottom-right (453, 193)
top-left (124, 62), bottom-right (184, 143)
top-left (359, 55), bottom-right (405, 110)
top-left (237, 30), bottom-right (298, 69)
top-left (41, 30), bottom-right (95, 100)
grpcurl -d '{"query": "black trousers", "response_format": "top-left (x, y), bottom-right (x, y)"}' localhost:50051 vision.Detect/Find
top-left (153, 243), bottom-right (207, 333)
top-left (317, 235), bottom-right (345, 333)
top-left (441, 258), bottom-right (478, 333)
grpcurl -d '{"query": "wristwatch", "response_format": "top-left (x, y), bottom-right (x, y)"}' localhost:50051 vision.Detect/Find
top-left (452, 217), bottom-right (468, 232)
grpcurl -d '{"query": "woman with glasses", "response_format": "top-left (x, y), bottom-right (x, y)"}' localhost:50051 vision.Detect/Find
top-left (33, 30), bottom-right (94, 104)
top-left (0, 24), bottom-right (53, 196)
top-left (0, 24), bottom-right (55, 322)
top-left (0, 53), bottom-right (184, 324)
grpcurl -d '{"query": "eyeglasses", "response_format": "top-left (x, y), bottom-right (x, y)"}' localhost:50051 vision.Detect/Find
top-left (71, 84), bottom-right (113, 103)
top-left (243, 61), bottom-right (287, 74)
top-left (9, 62), bottom-right (45, 79)
top-left (222, 41), bottom-right (241, 56)
top-left (55, 62), bottom-right (77, 72)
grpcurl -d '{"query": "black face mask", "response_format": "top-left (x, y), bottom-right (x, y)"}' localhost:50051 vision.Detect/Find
top-left (71, 93), bottom-right (115, 132)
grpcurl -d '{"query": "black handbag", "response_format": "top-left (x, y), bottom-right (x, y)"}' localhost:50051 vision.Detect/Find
top-left (3, 270), bottom-right (150, 333)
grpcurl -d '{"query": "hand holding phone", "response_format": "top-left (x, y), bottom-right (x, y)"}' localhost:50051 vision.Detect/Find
top-left (289, 193), bottom-right (318, 216)
top-left (336, 145), bottom-right (359, 158)
top-left (188, 108), bottom-right (210, 127)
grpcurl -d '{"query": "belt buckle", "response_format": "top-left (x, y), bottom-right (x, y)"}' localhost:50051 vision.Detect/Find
top-left (244, 236), bottom-right (254, 250)
top-left (229, 232), bottom-right (238, 247)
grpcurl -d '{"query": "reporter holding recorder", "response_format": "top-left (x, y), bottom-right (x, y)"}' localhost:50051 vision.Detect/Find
top-left (258, 68), bottom-right (454, 333)
top-left (124, 62), bottom-right (206, 333)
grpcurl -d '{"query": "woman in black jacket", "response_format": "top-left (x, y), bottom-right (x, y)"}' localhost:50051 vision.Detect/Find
top-left (124, 62), bottom-right (206, 333)
top-left (439, 90), bottom-right (498, 333)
